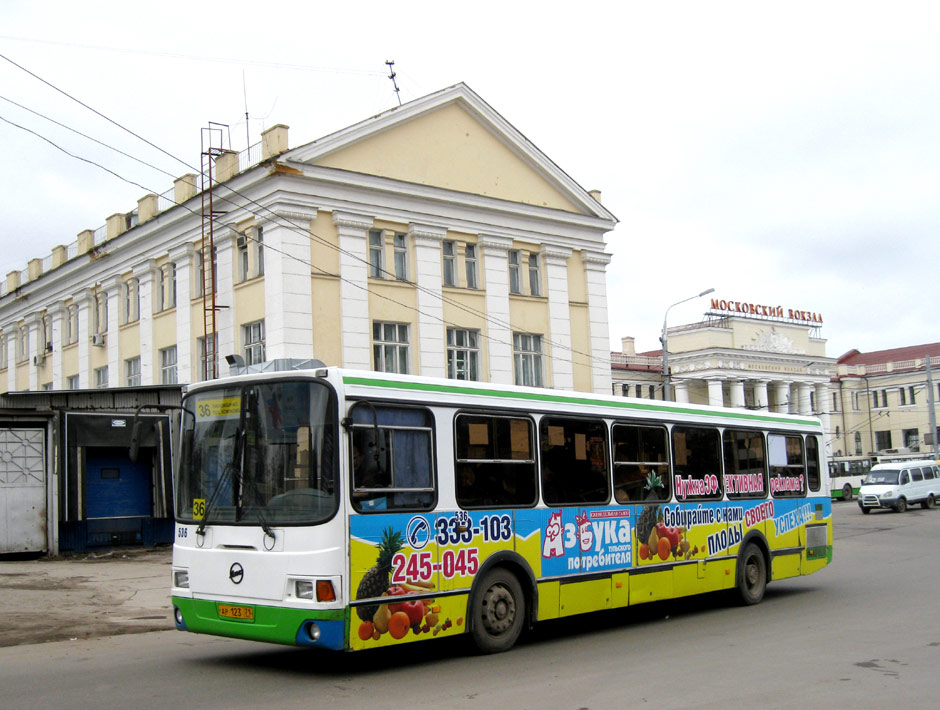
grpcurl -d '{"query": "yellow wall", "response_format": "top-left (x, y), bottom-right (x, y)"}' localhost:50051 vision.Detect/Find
top-left (234, 280), bottom-right (266, 325)
top-left (152, 310), bottom-right (176, 350)
top-left (314, 103), bottom-right (581, 213)
top-left (310, 213), bottom-right (339, 276)
top-left (567, 251), bottom-right (587, 304)
top-left (312, 276), bottom-right (342, 366)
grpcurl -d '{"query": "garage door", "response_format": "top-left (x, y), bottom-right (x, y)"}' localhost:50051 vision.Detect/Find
top-left (0, 427), bottom-right (47, 553)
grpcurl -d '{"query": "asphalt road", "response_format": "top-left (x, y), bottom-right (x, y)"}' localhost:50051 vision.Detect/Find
top-left (3, 502), bottom-right (939, 709)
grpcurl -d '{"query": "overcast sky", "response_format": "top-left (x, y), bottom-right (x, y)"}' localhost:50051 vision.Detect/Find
top-left (2, 1), bottom-right (937, 361)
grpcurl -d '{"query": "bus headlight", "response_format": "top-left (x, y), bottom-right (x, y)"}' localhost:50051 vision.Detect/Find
top-left (173, 569), bottom-right (190, 589)
top-left (295, 580), bottom-right (314, 599)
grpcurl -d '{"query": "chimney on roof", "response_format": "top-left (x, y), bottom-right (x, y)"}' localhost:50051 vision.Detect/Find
top-left (137, 194), bottom-right (158, 223)
top-left (261, 124), bottom-right (289, 159)
top-left (51, 245), bottom-right (67, 269)
top-left (174, 174), bottom-right (197, 203)
top-left (214, 150), bottom-right (239, 182)
top-left (621, 336), bottom-right (636, 356)
top-left (27, 258), bottom-right (42, 282)
top-left (589, 189), bottom-right (602, 203)
top-left (77, 229), bottom-right (95, 256)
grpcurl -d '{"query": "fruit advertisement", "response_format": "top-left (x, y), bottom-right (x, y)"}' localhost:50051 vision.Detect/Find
top-left (349, 510), bottom-right (517, 650)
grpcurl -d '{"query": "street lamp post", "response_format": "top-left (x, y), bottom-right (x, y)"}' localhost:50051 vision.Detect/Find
top-left (661, 288), bottom-right (715, 401)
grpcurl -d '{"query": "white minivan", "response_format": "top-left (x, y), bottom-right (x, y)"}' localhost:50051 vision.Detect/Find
top-left (858, 460), bottom-right (940, 513)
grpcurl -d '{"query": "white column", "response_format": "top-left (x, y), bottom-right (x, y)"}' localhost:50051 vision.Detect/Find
top-left (214, 232), bottom-right (236, 368)
top-left (169, 243), bottom-right (194, 383)
top-left (410, 224), bottom-right (447, 378)
top-left (134, 261), bottom-right (157, 385)
top-left (106, 276), bottom-right (121, 385)
top-left (797, 382), bottom-right (813, 415)
top-left (707, 379), bottom-right (724, 407)
top-left (27, 315), bottom-right (41, 391)
top-left (729, 379), bottom-right (746, 408)
top-left (5, 327), bottom-right (15, 392)
top-left (582, 250), bottom-right (613, 395)
top-left (74, 288), bottom-right (94, 389)
top-left (543, 245), bottom-right (573, 391)
top-left (49, 303), bottom-right (66, 390)
top-left (752, 380), bottom-right (769, 411)
top-left (674, 380), bottom-right (690, 403)
top-left (774, 381), bottom-right (792, 413)
top-left (261, 208), bottom-right (316, 361)
top-left (480, 235), bottom-right (513, 385)
top-left (815, 382), bottom-right (832, 454)
top-left (334, 212), bottom-right (373, 370)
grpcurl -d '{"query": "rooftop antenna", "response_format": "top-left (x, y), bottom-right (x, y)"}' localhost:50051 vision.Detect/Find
top-left (385, 60), bottom-right (401, 106)
top-left (242, 70), bottom-right (250, 150)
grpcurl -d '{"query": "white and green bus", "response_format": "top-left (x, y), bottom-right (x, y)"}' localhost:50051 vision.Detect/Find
top-left (170, 366), bottom-right (832, 653)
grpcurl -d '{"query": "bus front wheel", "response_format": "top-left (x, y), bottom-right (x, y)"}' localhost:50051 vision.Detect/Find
top-left (735, 543), bottom-right (767, 606)
top-left (842, 484), bottom-right (853, 501)
top-left (470, 568), bottom-right (525, 654)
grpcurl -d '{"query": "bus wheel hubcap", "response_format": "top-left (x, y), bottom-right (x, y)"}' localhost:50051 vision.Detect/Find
top-left (482, 584), bottom-right (515, 634)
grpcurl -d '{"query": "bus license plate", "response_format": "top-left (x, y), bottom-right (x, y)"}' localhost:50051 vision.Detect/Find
top-left (218, 604), bottom-right (254, 621)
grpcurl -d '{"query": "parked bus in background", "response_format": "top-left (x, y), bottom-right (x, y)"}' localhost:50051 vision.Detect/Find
top-left (829, 456), bottom-right (873, 501)
top-left (169, 367), bottom-right (832, 654)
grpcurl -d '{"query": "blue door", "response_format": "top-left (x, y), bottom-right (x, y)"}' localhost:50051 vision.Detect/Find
top-left (85, 448), bottom-right (153, 519)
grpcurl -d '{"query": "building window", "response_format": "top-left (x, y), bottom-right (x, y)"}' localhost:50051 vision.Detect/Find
top-left (255, 226), bottom-right (264, 277)
top-left (197, 333), bottom-right (218, 381)
top-left (94, 366), bottom-right (109, 389)
top-left (810, 390), bottom-right (816, 412)
top-left (157, 263), bottom-right (177, 311)
top-left (373, 322), bottom-right (409, 374)
top-left (903, 428), bottom-right (919, 449)
top-left (243, 320), bottom-right (265, 366)
top-left (465, 244), bottom-right (479, 289)
top-left (528, 253), bottom-right (541, 296)
top-left (66, 374), bottom-right (79, 389)
top-left (16, 326), bottom-right (27, 363)
top-left (442, 240), bottom-right (456, 287)
top-left (0, 334), bottom-right (6, 369)
top-left (393, 233), bottom-right (408, 280)
top-left (125, 357), bottom-right (141, 386)
top-left (122, 278), bottom-right (139, 324)
top-left (237, 234), bottom-right (249, 282)
top-left (160, 346), bottom-right (178, 384)
top-left (854, 431), bottom-right (863, 455)
top-left (94, 292), bottom-right (108, 334)
top-left (508, 250), bottom-right (522, 294)
top-left (907, 386), bottom-right (916, 405)
top-left (447, 328), bottom-right (480, 381)
top-left (368, 229), bottom-right (384, 278)
top-left (41, 382), bottom-right (53, 391)
top-left (832, 392), bottom-right (839, 412)
top-left (513, 333), bottom-right (543, 387)
top-left (874, 430), bottom-right (892, 451)
top-left (872, 390), bottom-right (887, 409)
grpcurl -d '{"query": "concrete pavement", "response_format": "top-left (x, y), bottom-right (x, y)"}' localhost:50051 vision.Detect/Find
top-left (0, 546), bottom-right (173, 647)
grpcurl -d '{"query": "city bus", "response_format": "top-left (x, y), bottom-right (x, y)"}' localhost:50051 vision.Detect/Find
top-left (829, 456), bottom-right (873, 500)
top-left (169, 366), bottom-right (832, 654)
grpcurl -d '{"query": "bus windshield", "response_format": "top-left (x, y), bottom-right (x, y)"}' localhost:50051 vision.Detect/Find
top-left (864, 470), bottom-right (900, 485)
top-left (176, 380), bottom-right (337, 525)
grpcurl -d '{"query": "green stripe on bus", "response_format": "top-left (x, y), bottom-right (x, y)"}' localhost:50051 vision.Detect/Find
top-left (341, 375), bottom-right (822, 428)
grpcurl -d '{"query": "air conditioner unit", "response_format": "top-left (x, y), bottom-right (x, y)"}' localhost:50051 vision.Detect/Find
top-left (32, 355), bottom-right (45, 366)
top-left (91, 333), bottom-right (106, 347)
top-left (236, 235), bottom-right (247, 249)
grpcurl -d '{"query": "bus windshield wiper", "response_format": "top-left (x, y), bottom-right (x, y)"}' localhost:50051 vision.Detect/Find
top-left (197, 427), bottom-right (243, 536)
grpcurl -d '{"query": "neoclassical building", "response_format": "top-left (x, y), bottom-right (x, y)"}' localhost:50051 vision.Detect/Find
top-left (0, 83), bottom-right (617, 396)
top-left (612, 301), bottom-right (836, 449)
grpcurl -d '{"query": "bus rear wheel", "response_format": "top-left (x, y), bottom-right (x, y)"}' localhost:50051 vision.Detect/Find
top-left (470, 568), bottom-right (525, 654)
top-left (735, 543), bottom-right (767, 606)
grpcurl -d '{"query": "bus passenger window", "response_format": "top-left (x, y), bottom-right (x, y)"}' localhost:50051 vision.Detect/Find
top-left (539, 417), bottom-right (609, 506)
top-left (348, 403), bottom-right (436, 512)
top-left (672, 426), bottom-right (722, 501)
top-left (455, 414), bottom-right (536, 509)
top-left (806, 436), bottom-right (821, 491)
top-left (723, 429), bottom-right (767, 499)
top-left (612, 424), bottom-right (670, 503)
top-left (768, 434), bottom-right (806, 497)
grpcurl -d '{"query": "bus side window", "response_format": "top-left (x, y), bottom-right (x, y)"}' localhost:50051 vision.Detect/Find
top-left (672, 426), bottom-right (722, 502)
top-left (612, 423), bottom-right (670, 503)
top-left (806, 435), bottom-right (821, 491)
top-left (768, 434), bottom-right (806, 498)
top-left (454, 414), bottom-right (537, 509)
top-left (723, 429), bottom-right (767, 499)
top-left (539, 417), bottom-right (609, 506)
